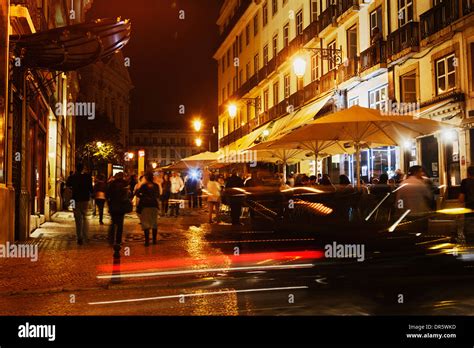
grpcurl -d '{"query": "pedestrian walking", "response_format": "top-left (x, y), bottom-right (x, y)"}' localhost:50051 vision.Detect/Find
top-left (161, 173), bottom-right (171, 216)
top-left (106, 172), bottom-right (132, 246)
top-left (68, 163), bottom-right (93, 245)
top-left (207, 174), bottom-right (221, 223)
top-left (170, 171), bottom-right (184, 217)
top-left (459, 166), bottom-right (474, 243)
top-left (395, 166), bottom-right (433, 233)
top-left (93, 174), bottom-right (107, 225)
top-left (225, 170), bottom-right (244, 225)
top-left (136, 172), bottom-right (160, 246)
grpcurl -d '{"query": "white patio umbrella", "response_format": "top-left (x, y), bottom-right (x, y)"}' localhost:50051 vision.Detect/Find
top-left (272, 105), bottom-right (451, 186)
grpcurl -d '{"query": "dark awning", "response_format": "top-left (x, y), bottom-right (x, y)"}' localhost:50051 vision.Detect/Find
top-left (10, 18), bottom-right (131, 71)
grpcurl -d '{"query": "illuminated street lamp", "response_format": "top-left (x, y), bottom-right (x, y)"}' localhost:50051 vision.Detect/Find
top-left (293, 57), bottom-right (307, 78)
top-left (96, 141), bottom-right (103, 148)
top-left (128, 152), bottom-right (134, 160)
top-left (228, 103), bottom-right (238, 118)
top-left (195, 137), bottom-right (203, 147)
top-left (152, 162), bottom-right (157, 169)
top-left (193, 119), bottom-right (203, 132)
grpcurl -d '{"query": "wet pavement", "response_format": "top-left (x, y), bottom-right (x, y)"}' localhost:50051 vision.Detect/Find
top-left (1, 207), bottom-right (474, 315)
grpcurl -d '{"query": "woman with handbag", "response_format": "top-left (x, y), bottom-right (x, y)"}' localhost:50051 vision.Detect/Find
top-left (136, 172), bottom-right (160, 246)
top-left (106, 172), bottom-right (132, 246)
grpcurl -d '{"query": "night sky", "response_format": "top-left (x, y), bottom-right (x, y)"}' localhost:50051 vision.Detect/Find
top-left (87, 0), bottom-right (222, 129)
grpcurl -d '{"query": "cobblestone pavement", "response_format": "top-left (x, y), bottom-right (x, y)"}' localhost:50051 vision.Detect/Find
top-left (0, 208), bottom-right (212, 297)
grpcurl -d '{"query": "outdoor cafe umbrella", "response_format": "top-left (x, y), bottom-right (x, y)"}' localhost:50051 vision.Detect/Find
top-left (162, 151), bottom-right (219, 171)
top-left (246, 142), bottom-right (308, 182)
top-left (271, 105), bottom-right (451, 187)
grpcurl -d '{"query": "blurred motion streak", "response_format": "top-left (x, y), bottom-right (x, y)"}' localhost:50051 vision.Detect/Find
top-left (97, 250), bottom-right (324, 273)
top-left (88, 286), bottom-right (309, 305)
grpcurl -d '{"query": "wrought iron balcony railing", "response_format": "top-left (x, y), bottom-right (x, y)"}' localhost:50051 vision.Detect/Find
top-left (360, 41), bottom-right (387, 72)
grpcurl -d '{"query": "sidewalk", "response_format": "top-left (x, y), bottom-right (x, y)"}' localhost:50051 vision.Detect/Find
top-left (0, 208), bottom-right (211, 295)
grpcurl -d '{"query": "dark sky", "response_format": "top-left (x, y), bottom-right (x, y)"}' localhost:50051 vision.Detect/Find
top-left (87, 0), bottom-right (222, 129)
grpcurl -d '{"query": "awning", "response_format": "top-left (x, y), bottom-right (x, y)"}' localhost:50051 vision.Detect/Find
top-left (10, 18), bottom-right (131, 71)
top-left (416, 98), bottom-right (464, 124)
top-left (283, 93), bottom-right (334, 133)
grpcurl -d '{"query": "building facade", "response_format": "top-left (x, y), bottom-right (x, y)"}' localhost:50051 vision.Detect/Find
top-left (129, 129), bottom-right (204, 169)
top-left (215, 0), bottom-right (474, 200)
top-left (78, 50), bottom-right (133, 148)
top-left (0, 0), bottom-right (93, 243)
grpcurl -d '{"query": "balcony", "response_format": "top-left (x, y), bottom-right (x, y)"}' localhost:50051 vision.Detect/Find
top-left (337, 57), bottom-right (359, 83)
top-left (218, 0), bottom-right (252, 46)
top-left (420, 0), bottom-right (473, 39)
top-left (303, 19), bottom-right (319, 45)
top-left (288, 90), bottom-right (305, 110)
top-left (320, 70), bottom-right (337, 94)
top-left (304, 79), bottom-right (320, 101)
top-left (336, 0), bottom-right (359, 21)
top-left (360, 41), bottom-right (387, 73)
top-left (319, 5), bottom-right (337, 34)
top-left (388, 22), bottom-right (420, 58)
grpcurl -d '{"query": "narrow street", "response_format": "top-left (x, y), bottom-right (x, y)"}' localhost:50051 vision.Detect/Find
top-left (1, 207), bottom-right (474, 316)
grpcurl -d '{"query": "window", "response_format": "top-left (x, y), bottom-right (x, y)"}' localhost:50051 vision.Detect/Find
top-left (296, 10), bottom-right (303, 35)
top-left (227, 82), bottom-right (231, 97)
top-left (263, 89), bottom-right (269, 111)
top-left (311, 0), bottom-right (318, 22)
top-left (263, 2), bottom-right (268, 26)
top-left (272, 0), bottom-right (278, 16)
top-left (284, 74), bottom-right (291, 98)
top-left (170, 151), bottom-right (175, 159)
top-left (263, 44), bottom-right (269, 65)
top-left (347, 26), bottom-right (358, 59)
top-left (253, 13), bottom-right (259, 36)
top-left (161, 149), bottom-right (167, 158)
top-left (239, 69), bottom-right (243, 87)
top-left (256, 96), bottom-right (261, 116)
top-left (181, 138), bottom-right (185, 146)
top-left (328, 40), bottom-right (336, 71)
top-left (370, 7), bottom-right (383, 38)
top-left (272, 34), bottom-right (278, 58)
top-left (246, 62), bottom-right (251, 80)
top-left (471, 43), bottom-right (474, 90)
top-left (283, 23), bottom-right (289, 47)
top-left (369, 85), bottom-right (388, 111)
top-left (222, 87), bottom-right (226, 103)
top-left (254, 53), bottom-right (260, 74)
top-left (349, 97), bottom-right (359, 107)
top-left (153, 137), bottom-right (157, 145)
top-left (153, 149), bottom-right (158, 157)
top-left (226, 49), bottom-right (231, 67)
top-left (239, 33), bottom-right (243, 53)
top-left (398, 0), bottom-right (413, 27)
top-left (273, 81), bottom-right (279, 106)
top-left (161, 137), bottom-right (167, 145)
top-left (436, 54), bottom-right (456, 95)
top-left (170, 138), bottom-right (175, 145)
top-left (311, 54), bottom-right (319, 81)
top-left (246, 24), bottom-right (250, 46)
top-left (221, 58), bottom-right (225, 73)
top-left (401, 72), bottom-right (417, 103)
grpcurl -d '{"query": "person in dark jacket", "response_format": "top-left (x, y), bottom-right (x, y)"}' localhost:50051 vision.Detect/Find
top-left (106, 172), bottom-right (131, 246)
top-left (68, 163), bottom-right (93, 245)
top-left (225, 170), bottom-right (244, 225)
top-left (136, 172), bottom-right (160, 246)
top-left (93, 174), bottom-right (107, 225)
top-left (161, 173), bottom-right (172, 215)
